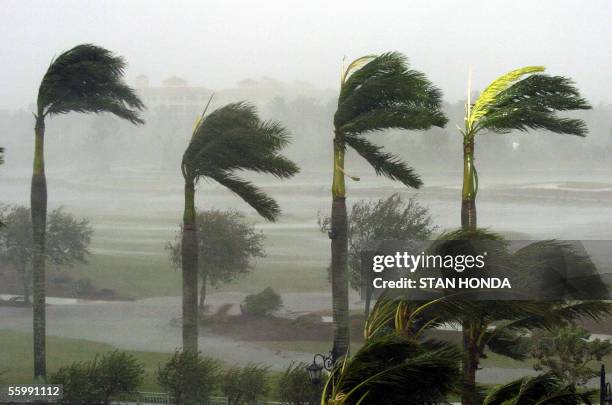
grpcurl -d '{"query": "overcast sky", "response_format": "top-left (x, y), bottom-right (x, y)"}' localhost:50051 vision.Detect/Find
top-left (2, 0), bottom-right (611, 109)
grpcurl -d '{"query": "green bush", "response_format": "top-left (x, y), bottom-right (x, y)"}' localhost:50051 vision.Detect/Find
top-left (157, 350), bottom-right (220, 405)
top-left (278, 362), bottom-right (322, 405)
top-left (222, 363), bottom-right (270, 405)
top-left (240, 287), bottom-right (282, 316)
top-left (50, 351), bottom-right (144, 405)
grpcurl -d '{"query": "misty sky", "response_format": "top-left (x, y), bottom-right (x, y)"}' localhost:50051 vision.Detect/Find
top-left (2, 0), bottom-right (611, 109)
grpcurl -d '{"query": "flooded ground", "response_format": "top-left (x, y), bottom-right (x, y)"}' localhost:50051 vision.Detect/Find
top-left (1, 166), bottom-right (612, 384)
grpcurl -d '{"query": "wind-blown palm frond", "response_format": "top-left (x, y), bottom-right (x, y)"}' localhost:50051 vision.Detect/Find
top-left (324, 334), bottom-right (460, 405)
top-left (37, 44), bottom-right (144, 124)
top-left (345, 135), bottom-right (422, 188)
top-left (483, 373), bottom-right (594, 405)
top-left (333, 52), bottom-right (446, 190)
top-left (469, 66), bottom-right (544, 127)
top-left (182, 102), bottom-right (299, 222)
top-left (468, 66), bottom-right (591, 137)
top-left (336, 52), bottom-right (447, 133)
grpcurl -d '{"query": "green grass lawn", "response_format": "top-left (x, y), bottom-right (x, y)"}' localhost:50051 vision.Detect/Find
top-left (0, 330), bottom-right (170, 390)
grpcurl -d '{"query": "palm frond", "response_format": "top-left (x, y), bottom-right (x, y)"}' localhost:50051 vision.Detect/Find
top-left (336, 52), bottom-right (447, 135)
top-left (325, 334), bottom-right (460, 405)
top-left (345, 135), bottom-right (422, 188)
top-left (483, 373), bottom-right (593, 405)
top-left (208, 172), bottom-right (280, 222)
top-left (37, 44), bottom-right (144, 124)
top-left (182, 102), bottom-right (298, 221)
top-left (469, 66), bottom-right (544, 128)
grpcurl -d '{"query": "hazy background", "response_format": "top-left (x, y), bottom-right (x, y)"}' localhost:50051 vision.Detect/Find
top-left (1, 0), bottom-right (612, 387)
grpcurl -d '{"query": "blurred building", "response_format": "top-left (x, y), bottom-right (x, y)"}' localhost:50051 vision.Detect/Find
top-left (134, 75), bottom-right (213, 114)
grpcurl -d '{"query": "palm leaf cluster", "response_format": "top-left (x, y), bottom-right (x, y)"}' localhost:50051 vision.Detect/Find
top-left (483, 373), bottom-right (594, 405)
top-left (323, 335), bottom-right (460, 405)
top-left (334, 52), bottom-right (447, 188)
top-left (36, 44), bottom-right (144, 123)
top-left (181, 102), bottom-right (299, 221)
top-left (466, 66), bottom-right (591, 137)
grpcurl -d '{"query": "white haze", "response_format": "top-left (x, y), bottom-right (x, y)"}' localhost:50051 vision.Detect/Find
top-left (1, 0), bottom-right (612, 109)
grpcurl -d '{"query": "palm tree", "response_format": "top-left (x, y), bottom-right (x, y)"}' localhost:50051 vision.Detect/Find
top-left (330, 52), bottom-right (447, 360)
top-left (322, 334), bottom-right (461, 405)
top-left (180, 102), bottom-right (299, 351)
top-left (460, 66), bottom-right (590, 231)
top-left (31, 44), bottom-right (144, 379)
top-left (483, 373), bottom-right (594, 405)
top-left (366, 229), bottom-right (612, 405)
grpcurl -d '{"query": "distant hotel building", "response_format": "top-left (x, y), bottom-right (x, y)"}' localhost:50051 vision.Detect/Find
top-left (133, 75), bottom-right (213, 114)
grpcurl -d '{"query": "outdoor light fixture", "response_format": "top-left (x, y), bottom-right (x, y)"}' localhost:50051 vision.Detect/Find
top-left (307, 351), bottom-right (334, 385)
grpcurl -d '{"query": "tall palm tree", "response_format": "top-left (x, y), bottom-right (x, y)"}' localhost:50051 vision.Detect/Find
top-left (31, 44), bottom-right (144, 379)
top-left (330, 52), bottom-right (447, 360)
top-left (180, 102), bottom-right (299, 351)
top-left (460, 66), bottom-right (590, 231)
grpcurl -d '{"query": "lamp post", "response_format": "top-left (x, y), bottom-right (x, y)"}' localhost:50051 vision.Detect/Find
top-left (307, 351), bottom-right (334, 385)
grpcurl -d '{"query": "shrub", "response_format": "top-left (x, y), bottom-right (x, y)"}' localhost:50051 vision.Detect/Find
top-left (96, 351), bottom-right (144, 404)
top-left (222, 363), bottom-right (270, 405)
top-left (157, 350), bottom-right (220, 405)
top-left (278, 362), bottom-right (322, 405)
top-left (240, 287), bottom-right (282, 316)
top-left (49, 351), bottom-right (144, 405)
top-left (50, 361), bottom-right (101, 404)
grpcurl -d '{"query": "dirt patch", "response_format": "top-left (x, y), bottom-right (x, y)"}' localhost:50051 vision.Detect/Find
top-left (201, 311), bottom-right (365, 343)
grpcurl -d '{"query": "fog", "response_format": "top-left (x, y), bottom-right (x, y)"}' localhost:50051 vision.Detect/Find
top-left (1, 0), bottom-right (612, 389)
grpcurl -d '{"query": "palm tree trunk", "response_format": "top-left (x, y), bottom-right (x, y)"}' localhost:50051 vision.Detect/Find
top-left (19, 262), bottom-right (30, 305)
top-left (461, 327), bottom-right (478, 405)
top-left (461, 138), bottom-right (477, 231)
top-left (199, 271), bottom-right (207, 310)
top-left (330, 138), bottom-right (349, 361)
top-left (31, 114), bottom-right (47, 380)
top-left (182, 181), bottom-right (198, 352)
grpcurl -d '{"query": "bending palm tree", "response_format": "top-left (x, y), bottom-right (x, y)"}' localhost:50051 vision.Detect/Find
top-left (460, 66), bottom-right (590, 231)
top-left (181, 102), bottom-right (299, 351)
top-left (330, 52), bottom-right (447, 360)
top-left (31, 44), bottom-right (144, 379)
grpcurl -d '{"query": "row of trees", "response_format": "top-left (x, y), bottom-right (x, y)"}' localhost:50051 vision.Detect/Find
top-left (24, 43), bottom-right (596, 405)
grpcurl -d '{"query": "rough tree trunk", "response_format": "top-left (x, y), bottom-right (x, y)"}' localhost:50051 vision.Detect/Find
top-left (461, 327), bottom-right (479, 405)
top-left (330, 137), bottom-right (349, 361)
top-left (19, 263), bottom-right (31, 305)
top-left (199, 271), bottom-right (207, 310)
top-left (31, 114), bottom-right (47, 380)
top-left (461, 139), bottom-right (477, 231)
top-left (182, 181), bottom-right (198, 352)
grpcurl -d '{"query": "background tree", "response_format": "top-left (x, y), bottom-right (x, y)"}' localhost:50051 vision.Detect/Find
top-left (531, 324), bottom-right (612, 387)
top-left (319, 194), bottom-right (436, 315)
top-left (180, 102), bottom-right (298, 351)
top-left (0, 205), bottom-right (93, 304)
top-left (240, 287), bottom-right (283, 316)
top-left (329, 52), bottom-right (447, 360)
top-left (166, 209), bottom-right (265, 310)
top-left (157, 350), bottom-right (220, 405)
top-left (222, 363), bottom-right (270, 405)
top-left (31, 43), bottom-right (144, 379)
top-left (459, 66), bottom-right (590, 231)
